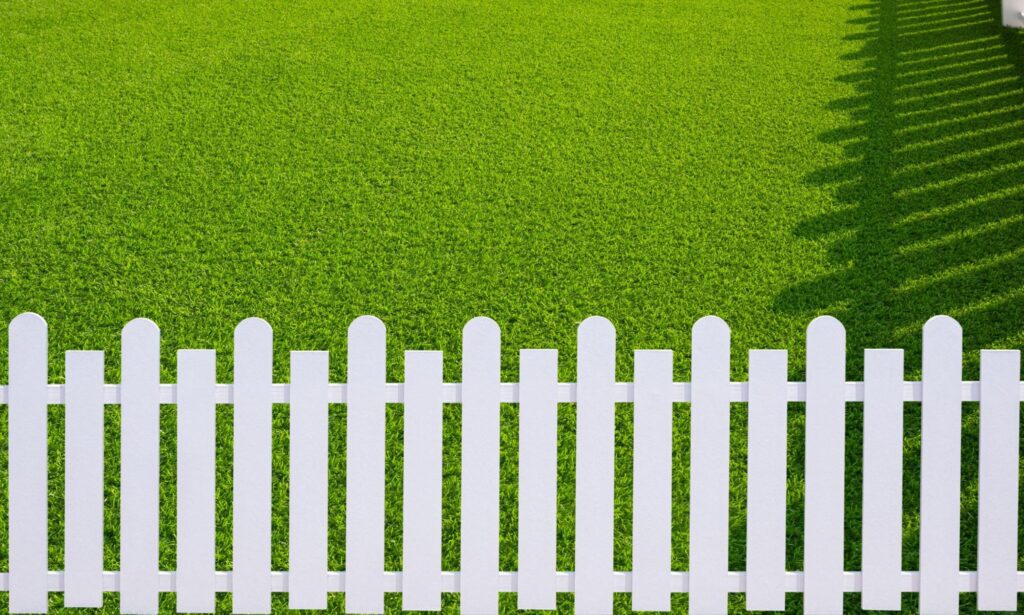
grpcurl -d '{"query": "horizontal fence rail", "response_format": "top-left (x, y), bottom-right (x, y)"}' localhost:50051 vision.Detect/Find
top-left (2, 313), bottom-right (1023, 614)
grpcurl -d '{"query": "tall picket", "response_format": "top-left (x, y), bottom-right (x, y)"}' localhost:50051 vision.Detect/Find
top-left (861, 349), bottom-right (904, 611)
top-left (461, 318), bottom-right (501, 615)
top-left (120, 319), bottom-right (161, 615)
top-left (289, 351), bottom-right (329, 610)
top-left (745, 349), bottom-right (787, 612)
top-left (689, 316), bottom-right (731, 615)
top-left (402, 351), bottom-right (444, 611)
top-left (517, 349), bottom-right (559, 611)
top-left (976, 349), bottom-right (1021, 611)
top-left (919, 316), bottom-right (962, 615)
top-left (176, 350), bottom-right (217, 613)
top-left (803, 316), bottom-right (845, 615)
top-left (575, 317), bottom-right (617, 615)
top-left (8, 313), bottom-right (49, 614)
top-left (632, 350), bottom-right (673, 612)
top-left (233, 318), bottom-right (273, 614)
top-left (345, 316), bottom-right (387, 614)
top-left (65, 349), bottom-right (105, 608)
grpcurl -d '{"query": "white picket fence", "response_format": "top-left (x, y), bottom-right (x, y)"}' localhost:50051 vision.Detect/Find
top-left (2, 313), bottom-right (1022, 614)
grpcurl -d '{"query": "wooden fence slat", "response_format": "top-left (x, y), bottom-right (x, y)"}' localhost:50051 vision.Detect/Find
top-left (8, 313), bottom-right (49, 613)
top-left (121, 319), bottom-right (161, 615)
top-left (402, 351), bottom-right (444, 611)
top-left (976, 349), bottom-right (1020, 611)
top-left (690, 316), bottom-right (731, 615)
top-left (575, 317), bottom-right (616, 615)
top-left (861, 349), bottom-right (904, 611)
top-left (632, 350), bottom-right (673, 612)
top-left (65, 349), bottom-right (105, 609)
top-left (919, 316), bottom-right (962, 615)
top-left (517, 349), bottom-right (558, 611)
top-left (461, 318), bottom-right (501, 615)
top-left (346, 316), bottom-right (387, 614)
top-left (745, 349), bottom-right (787, 612)
top-left (176, 350), bottom-right (217, 613)
top-left (803, 316), bottom-right (845, 615)
top-left (289, 351), bottom-right (329, 609)
top-left (233, 318), bottom-right (273, 614)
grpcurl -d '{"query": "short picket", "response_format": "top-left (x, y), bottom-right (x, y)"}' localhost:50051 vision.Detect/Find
top-left (0, 313), bottom-right (1021, 614)
top-left (176, 349), bottom-right (217, 613)
top-left (517, 349), bottom-right (558, 611)
top-left (402, 351), bottom-right (444, 611)
top-left (861, 349), bottom-right (904, 611)
top-left (64, 350), bottom-right (105, 609)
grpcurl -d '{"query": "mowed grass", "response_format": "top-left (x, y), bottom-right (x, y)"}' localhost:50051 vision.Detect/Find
top-left (1, 0), bottom-right (1024, 612)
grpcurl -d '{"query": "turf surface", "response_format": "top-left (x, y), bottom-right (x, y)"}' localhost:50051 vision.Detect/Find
top-left (1, 0), bottom-right (1023, 612)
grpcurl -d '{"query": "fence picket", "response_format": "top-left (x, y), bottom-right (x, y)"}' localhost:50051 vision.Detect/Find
top-left (632, 350), bottom-right (673, 612)
top-left (575, 317), bottom-right (616, 615)
top-left (461, 318), bottom-right (501, 615)
top-left (176, 350), bottom-right (217, 613)
top-left (233, 318), bottom-right (273, 614)
top-left (120, 319), bottom-right (161, 615)
top-left (861, 349), bottom-right (904, 611)
top-left (919, 316), bottom-right (962, 615)
top-left (745, 349), bottom-right (787, 612)
top-left (803, 316), bottom-right (845, 615)
top-left (976, 349), bottom-right (1020, 611)
top-left (8, 313), bottom-right (49, 614)
top-left (346, 316), bottom-right (387, 614)
top-left (690, 316), bottom-right (731, 615)
top-left (517, 349), bottom-right (558, 611)
top-left (289, 351), bottom-right (329, 609)
top-left (65, 350), bottom-right (105, 609)
top-left (402, 351), bottom-right (444, 611)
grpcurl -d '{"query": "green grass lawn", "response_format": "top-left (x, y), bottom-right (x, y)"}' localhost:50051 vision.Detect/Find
top-left (1, 0), bottom-right (1024, 612)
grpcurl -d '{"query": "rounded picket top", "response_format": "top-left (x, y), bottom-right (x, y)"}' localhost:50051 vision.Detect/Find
top-left (349, 314), bottom-right (386, 341)
top-left (807, 315), bottom-right (845, 343)
top-left (578, 315), bottom-right (616, 340)
top-left (122, 317), bottom-right (160, 343)
top-left (923, 314), bottom-right (962, 338)
top-left (9, 312), bottom-right (47, 338)
top-left (692, 315), bottom-right (730, 344)
top-left (463, 315), bottom-right (500, 342)
top-left (235, 316), bottom-right (272, 339)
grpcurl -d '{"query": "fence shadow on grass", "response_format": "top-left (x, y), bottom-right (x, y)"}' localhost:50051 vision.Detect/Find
top-left (775, 0), bottom-right (1024, 365)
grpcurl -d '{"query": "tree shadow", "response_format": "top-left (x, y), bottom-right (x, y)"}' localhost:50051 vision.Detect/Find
top-left (775, 0), bottom-right (1024, 363)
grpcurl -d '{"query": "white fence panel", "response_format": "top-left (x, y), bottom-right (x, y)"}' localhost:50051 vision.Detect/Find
top-left (65, 349), bottom-right (105, 609)
top-left (745, 349), bottom-right (787, 612)
top-left (1, 313), bottom-right (1023, 614)
top-left (632, 350), bottom-right (673, 612)
top-left (345, 316), bottom-right (387, 614)
top-left (803, 316), bottom-right (846, 615)
top-left (289, 351), bottom-right (329, 610)
top-left (976, 349), bottom-right (1021, 611)
top-left (402, 351), bottom-right (444, 611)
top-left (176, 349), bottom-right (217, 613)
top-left (8, 313), bottom-right (49, 614)
top-left (120, 319), bottom-right (161, 615)
top-left (919, 316), bottom-right (963, 615)
top-left (861, 349), bottom-right (904, 611)
top-left (517, 349), bottom-right (558, 611)
top-left (575, 317), bottom-right (616, 615)
top-left (689, 316), bottom-right (730, 615)
top-left (232, 318), bottom-right (273, 614)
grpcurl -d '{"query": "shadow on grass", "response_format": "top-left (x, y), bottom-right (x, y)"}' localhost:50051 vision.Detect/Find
top-left (775, 0), bottom-right (1024, 366)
